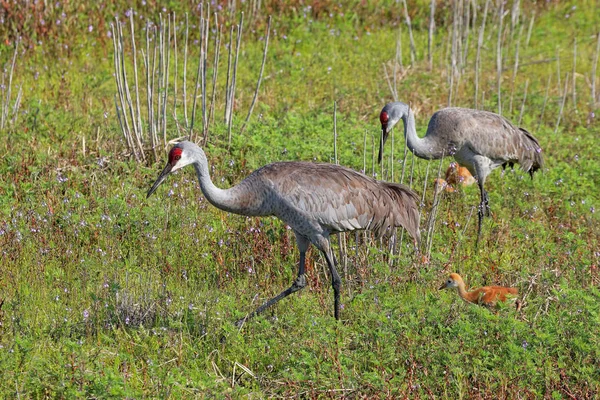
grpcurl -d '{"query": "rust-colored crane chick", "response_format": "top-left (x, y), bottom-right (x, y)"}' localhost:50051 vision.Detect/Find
top-left (440, 273), bottom-right (520, 309)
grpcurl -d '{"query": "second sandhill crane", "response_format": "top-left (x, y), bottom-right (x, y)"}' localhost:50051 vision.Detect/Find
top-left (378, 102), bottom-right (543, 244)
top-left (147, 141), bottom-right (421, 325)
top-left (439, 273), bottom-right (520, 309)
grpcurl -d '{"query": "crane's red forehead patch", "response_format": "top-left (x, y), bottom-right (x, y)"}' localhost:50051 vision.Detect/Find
top-left (169, 147), bottom-right (183, 164)
top-left (380, 111), bottom-right (389, 124)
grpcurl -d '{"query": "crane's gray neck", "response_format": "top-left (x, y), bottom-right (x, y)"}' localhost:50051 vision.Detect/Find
top-left (397, 103), bottom-right (444, 159)
top-left (191, 147), bottom-right (251, 215)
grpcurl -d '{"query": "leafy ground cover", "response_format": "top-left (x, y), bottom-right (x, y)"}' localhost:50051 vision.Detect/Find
top-left (0, 0), bottom-right (599, 397)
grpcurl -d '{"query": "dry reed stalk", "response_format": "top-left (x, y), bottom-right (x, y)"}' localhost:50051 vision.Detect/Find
top-left (363, 129), bottom-right (367, 174)
top-left (189, 14), bottom-right (204, 141)
top-left (333, 101), bottom-right (338, 164)
top-left (460, 0), bottom-right (471, 73)
top-left (421, 160), bottom-right (431, 207)
top-left (163, 14), bottom-right (171, 147)
top-left (426, 154), bottom-right (445, 258)
top-left (475, 0), bottom-right (490, 108)
top-left (128, 14), bottom-right (145, 156)
top-left (241, 15), bottom-right (272, 135)
top-left (0, 38), bottom-right (20, 131)
top-left (556, 47), bottom-right (561, 94)
top-left (172, 13), bottom-right (178, 120)
top-left (555, 73), bottom-right (569, 134)
top-left (209, 17), bottom-right (221, 128)
top-left (591, 32), bottom-right (600, 108)
top-left (518, 79), bottom-right (529, 125)
top-left (428, 0), bottom-right (435, 70)
top-left (496, 0), bottom-right (504, 115)
top-left (509, 23), bottom-right (524, 114)
top-left (572, 38), bottom-right (577, 110)
top-left (525, 11), bottom-right (535, 50)
top-left (112, 21), bottom-right (140, 162)
top-left (393, 27), bottom-right (401, 99)
top-left (383, 63), bottom-right (397, 101)
top-left (227, 13), bottom-right (244, 147)
top-left (224, 26), bottom-right (234, 125)
top-left (401, 0), bottom-right (416, 66)
top-left (183, 13), bottom-right (190, 128)
top-left (536, 75), bottom-right (551, 131)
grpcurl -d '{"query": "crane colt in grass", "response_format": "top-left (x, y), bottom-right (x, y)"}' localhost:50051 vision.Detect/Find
top-left (147, 141), bottom-right (421, 325)
top-left (439, 273), bottom-right (521, 310)
top-left (378, 102), bottom-right (544, 245)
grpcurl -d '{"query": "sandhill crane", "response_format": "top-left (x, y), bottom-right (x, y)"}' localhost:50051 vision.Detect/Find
top-left (147, 141), bottom-right (421, 325)
top-left (378, 101), bottom-right (543, 244)
top-left (439, 273), bottom-right (520, 310)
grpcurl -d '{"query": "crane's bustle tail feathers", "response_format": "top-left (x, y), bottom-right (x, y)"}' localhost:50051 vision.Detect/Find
top-left (517, 127), bottom-right (544, 178)
top-left (382, 183), bottom-right (421, 245)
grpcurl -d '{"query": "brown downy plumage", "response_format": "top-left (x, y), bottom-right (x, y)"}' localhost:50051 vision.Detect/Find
top-left (440, 273), bottom-right (520, 309)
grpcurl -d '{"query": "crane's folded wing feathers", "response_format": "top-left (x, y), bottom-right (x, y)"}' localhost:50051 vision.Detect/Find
top-left (264, 162), bottom-right (420, 242)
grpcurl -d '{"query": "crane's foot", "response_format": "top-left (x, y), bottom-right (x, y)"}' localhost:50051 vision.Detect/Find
top-left (292, 274), bottom-right (307, 290)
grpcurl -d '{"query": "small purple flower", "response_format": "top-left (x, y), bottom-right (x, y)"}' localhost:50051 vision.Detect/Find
top-left (83, 309), bottom-right (90, 320)
top-left (88, 25), bottom-right (93, 32)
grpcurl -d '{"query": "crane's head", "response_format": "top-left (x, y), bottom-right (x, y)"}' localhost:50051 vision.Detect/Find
top-left (378, 102), bottom-right (406, 164)
top-left (147, 141), bottom-right (196, 198)
top-left (439, 273), bottom-right (463, 290)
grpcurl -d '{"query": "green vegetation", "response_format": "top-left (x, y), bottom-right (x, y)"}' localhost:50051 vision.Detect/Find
top-left (1, 0), bottom-right (599, 397)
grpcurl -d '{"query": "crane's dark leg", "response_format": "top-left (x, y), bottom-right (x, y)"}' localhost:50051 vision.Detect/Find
top-left (235, 236), bottom-right (309, 327)
top-left (476, 180), bottom-right (489, 247)
top-left (318, 239), bottom-right (342, 320)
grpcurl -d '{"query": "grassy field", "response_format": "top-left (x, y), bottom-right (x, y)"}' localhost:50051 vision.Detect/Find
top-left (1, 0), bottom-right (599, 398)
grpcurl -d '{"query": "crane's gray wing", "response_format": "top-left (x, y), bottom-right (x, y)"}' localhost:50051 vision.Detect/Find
top-left (436, 108), bottom-right (543, 174)
top-left (267, 163), bottom-right (420, 242)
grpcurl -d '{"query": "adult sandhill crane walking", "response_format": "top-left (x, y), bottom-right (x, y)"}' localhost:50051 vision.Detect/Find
top-left (378, 101), bottom-right (543, 244)
top-left (147, 141), bottom-right (421, 325)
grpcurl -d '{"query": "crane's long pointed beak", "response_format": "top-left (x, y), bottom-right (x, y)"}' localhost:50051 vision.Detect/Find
top-left (377, 125), bottom-right (389, 164)
top-left (438, 282), bottom-right (448, 290)
top-left (147, 163), bottom-right (172, 198)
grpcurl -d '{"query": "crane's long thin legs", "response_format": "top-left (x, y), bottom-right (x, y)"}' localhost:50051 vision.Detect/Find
top-left (235, 235), bottom-right (309, 327)
top-left (476, 182), bottom-right (490, 247)
top-left (321, 246), bottom-right (342, 320)
top-left (235, 252), bottom-right (307, 327)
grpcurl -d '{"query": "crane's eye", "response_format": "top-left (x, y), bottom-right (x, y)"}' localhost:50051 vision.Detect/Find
top-left (447, 279), bottom-right (452, 284)
top-left (174, 155), bottom-right (181, 160)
